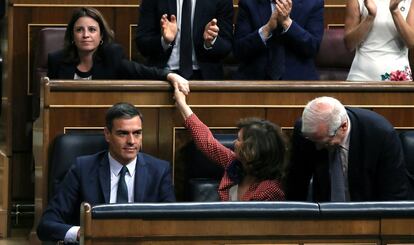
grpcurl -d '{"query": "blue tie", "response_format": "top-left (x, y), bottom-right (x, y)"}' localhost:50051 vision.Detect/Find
top-left (329, 147), bottom-right (346, 202)
top-left (117, 166), bottom-right (129, 203)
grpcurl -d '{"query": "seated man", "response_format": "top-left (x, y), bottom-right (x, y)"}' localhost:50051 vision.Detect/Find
top-left (37, 102), bottom-right (176, 243)
top-left (286, 96), bottom-right (411, 202)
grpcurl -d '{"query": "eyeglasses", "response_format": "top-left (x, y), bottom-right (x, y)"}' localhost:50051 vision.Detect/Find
top-left (304, 123), bottom-right (344, 146)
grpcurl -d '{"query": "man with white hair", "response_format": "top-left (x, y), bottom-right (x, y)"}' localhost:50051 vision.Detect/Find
top-left (286, 96), bottom-right (411, 202)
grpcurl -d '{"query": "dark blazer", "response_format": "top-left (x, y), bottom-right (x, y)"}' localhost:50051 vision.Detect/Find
top-left (286, 107), bottom-right (410, 201)
top-left (233, 0), bottom-right (324, 80)
top-left (37, 151), bottom-right (176, 242)
top-left (47, 43), bottom-right (169, 80)
top-left (135, 0), bottom-right (233, 80)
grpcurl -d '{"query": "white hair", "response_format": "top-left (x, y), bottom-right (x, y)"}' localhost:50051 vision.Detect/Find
top-left (301, 96), bottom-right (347, 136)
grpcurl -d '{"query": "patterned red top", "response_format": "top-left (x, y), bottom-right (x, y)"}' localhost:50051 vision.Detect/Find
top-left (184, 114), bottom-right (285, 201)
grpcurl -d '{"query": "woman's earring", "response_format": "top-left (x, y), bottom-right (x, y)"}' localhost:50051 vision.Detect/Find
top-left (71, 41), bottom-right (75, 45)
top-left (100, 40), bottom-right (103, 45)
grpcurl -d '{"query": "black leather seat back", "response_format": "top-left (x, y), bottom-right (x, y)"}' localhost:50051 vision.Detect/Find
top-left (399, 131), bottom-right (414, 195)
top-left (185, 133), bottom-right (237, 201)
top-left (315, 28), bottom-right (355, 81)
top-left (48, 133), bottom-right (108, 200)
top-left (32, 27), bottom-right (66, 120)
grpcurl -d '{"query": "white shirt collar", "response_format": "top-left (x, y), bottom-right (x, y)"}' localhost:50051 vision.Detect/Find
top-left (108, 152), bottom-right (137, 177)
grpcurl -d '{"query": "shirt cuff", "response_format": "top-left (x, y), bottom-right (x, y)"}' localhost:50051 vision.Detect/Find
top-left (281, 20), bottom-right (292, 34)
top-left (161, 36), bottom-right (173, 51)
top-left (203, 36), bottom-right (217, 50)
top-left (258, 26), bottom-right (272, 44)
top-left (64, 226), bottom-right (80, 244)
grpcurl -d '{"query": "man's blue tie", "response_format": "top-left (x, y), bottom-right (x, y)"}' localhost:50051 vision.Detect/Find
top-left (117, 166), bottom-right (129, 203)
top-left (179, 0), bottom-right (193, 79)
top-left (329, 147), bottom-right (346, 202)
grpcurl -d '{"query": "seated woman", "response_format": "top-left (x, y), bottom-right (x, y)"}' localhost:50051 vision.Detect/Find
top-left (48, 7), bottom-right (189, 93)
top-left (345, 0), bottom-right (414, 81)
top-left (174, 88), bottom-right (286, 201)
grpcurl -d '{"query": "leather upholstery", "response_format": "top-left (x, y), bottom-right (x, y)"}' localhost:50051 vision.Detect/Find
top-left (319, 201), bottom-right (414, 218)
top-left (91, 201), bottom-right (320, 219)
top-left (32, 27), bottom-right (66, 120)
top-left (315, 28), bottom-right (355, 81)
top-left (185, 133), bottom-right (237, 201)
top-left (399, 131), bottom-right (414, 196)
top-left (48, 133), bottom-right (108, 200)
top-left (90, 201), bottom-right (414, 220)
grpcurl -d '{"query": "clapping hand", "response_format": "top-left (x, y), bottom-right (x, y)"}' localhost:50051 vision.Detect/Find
top-left (203, 18), bottom-right (219, 48)
top-left (364, 0), bottom-right (377, 17)
top-left (160, 14), bottom-right (178, 44)
top-left (275, 0), bottom-right (292, 24)
top-left (390, 0), bottom-right (403, 13)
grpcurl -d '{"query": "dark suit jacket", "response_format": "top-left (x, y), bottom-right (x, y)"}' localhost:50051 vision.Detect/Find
top-left (135, 0), bottom-right (233, 80)
top-left (48, 43), bottom-right (169, 80)
top-left (233, 0), bottom-right (324, 80)
top-left (37, 151), bottom-right (176, 242)
top-left (286, 107), bottom-right (410, 201)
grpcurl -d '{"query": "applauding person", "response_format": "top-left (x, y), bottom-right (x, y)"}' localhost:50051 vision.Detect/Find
top-left (345, 0), bottom-right (414, 81)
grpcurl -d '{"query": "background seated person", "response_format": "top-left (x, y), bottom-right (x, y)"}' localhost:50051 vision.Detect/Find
top-left (174, 88), bottom-right (286, 201)
top-left (233, 0), bottom-right (324, 80)
top-left (37, 102), bottom-right (176, 244)
top-left (48, 7), bottom-right (189, 94)
top-left (345, 0), bottom-right (414, 81)
top-left (286, 96), bottom-right (411, 202)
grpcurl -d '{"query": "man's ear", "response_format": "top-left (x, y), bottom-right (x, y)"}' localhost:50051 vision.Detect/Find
top-left (103, 127), bottom-right (110, 142)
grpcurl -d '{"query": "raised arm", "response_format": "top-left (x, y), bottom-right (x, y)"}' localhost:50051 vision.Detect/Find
top-left (344, 0), bottom-right (376, 51)
top-left (174, 89), bottom-right (236, 168)
top-left (390, 0), bottom-right (414, 48)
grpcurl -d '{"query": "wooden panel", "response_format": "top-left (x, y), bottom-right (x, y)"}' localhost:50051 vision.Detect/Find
top-left (0, 151), bottom-right (10, 237)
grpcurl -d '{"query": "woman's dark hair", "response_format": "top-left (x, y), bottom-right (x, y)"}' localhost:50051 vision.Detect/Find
top-left (63, 7), bottom-right (114, 64)
top-left (235, 118), bottom-right (287, 181)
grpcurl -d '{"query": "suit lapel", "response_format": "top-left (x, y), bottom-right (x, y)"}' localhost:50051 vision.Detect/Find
top-left (98, 154), bottom-right (111, 203)
top-left (134, 154), bottom-right (148, 202)
top-left (346, 108), bottom-right (362, 199)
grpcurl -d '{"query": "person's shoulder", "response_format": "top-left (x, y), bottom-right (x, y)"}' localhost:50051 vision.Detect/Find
top-left (101, 43), bottom-right (124, 55)
top-left (139, 152), bottom-right (170, 167)
top-left (48, 49), bottom-right (65, 62)
top-left (347, 107), bottom-right (394, 130)
top-left (76, 150), bottom-right (108, 168)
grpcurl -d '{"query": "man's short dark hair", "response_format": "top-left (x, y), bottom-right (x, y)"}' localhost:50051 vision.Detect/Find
top-left (105, 102), bottom-right (143, 131)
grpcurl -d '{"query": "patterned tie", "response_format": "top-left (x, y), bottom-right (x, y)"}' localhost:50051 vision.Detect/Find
top-left (179, 0), bottom-right (193, 79)
top-left (116, 166), bottom-right (129, 203)
top-left (329, 147), bottom-right (346, 202)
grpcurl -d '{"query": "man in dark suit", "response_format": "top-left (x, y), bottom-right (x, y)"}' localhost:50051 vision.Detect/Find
top-left (233, 0), bottom-right (324, 80)
top-left (135, 0), bottom-right (233, 80)
top-left (286, 96), bottom-right (411, 202)
top-left (37, 102), bottom-right (176, 243)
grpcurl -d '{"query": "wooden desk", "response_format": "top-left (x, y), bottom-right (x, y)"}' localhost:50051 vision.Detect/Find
top-left (79, 202), bottom-right (414, 245)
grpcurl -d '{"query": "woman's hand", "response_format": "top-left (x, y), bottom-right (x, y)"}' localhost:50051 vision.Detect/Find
top-left (390, 0), bottom-right (403, 13)
top-left (173, 87), bottom-right (193, 119)
top-left (364, 0), bottom-right (377, 17)
top-left (167, 73), bottom-right (190, 95)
